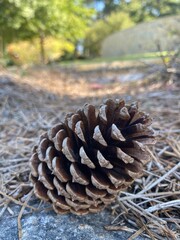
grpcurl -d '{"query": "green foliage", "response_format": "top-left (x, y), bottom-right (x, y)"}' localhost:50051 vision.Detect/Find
top-left (0, 0), bottom-right (94, 40)
top-left (85, 0), bottom-right (121, 17)
top-left (0, 0), bottom-right (94, 63)
top-left (84, 11), bottom-right (134, 56)
top-left (102, 0), bottom-right (120, 16)
top-left (85, 0), bottom-right (180, 21)
top-left (7, 37), bottom-right (74, 65)
top-left (15, 0), bottom-right (94, 41)
top-left (118, 0), bottom-right (180, 23)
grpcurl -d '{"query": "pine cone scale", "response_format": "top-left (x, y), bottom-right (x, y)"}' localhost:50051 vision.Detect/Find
top-left (29, 153), bottom-right (39, 177)
top-left (38, 162), bottom-right (54, 190)
top-left (52, 157), bottom-right (69, 182)
top-left (47, 190), bottom-right (70, 210)
top-left (70, 162), bottom-right (90, 185)
top-left (34, 182), bottom-right (49, 201)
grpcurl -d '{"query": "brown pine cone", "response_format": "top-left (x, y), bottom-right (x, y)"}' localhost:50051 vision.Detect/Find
top-left (29, 99), bottom-right (155, 215)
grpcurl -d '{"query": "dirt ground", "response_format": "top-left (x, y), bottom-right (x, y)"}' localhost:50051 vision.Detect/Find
top-left (0, 63), bottom-right (180, 239)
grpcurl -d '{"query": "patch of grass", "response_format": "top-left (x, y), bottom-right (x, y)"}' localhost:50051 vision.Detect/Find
top-left (59, 51), bottom-right (174, 67)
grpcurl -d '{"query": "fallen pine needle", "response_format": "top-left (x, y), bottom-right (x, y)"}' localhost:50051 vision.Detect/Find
top-left (18, 190), bottom-right (33, 240)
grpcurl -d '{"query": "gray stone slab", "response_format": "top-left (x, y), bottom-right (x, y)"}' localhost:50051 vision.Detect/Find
top-left (0, 205), bottom-right (147, 240)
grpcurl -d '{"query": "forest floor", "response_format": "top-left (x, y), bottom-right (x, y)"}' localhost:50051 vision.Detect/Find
top-left (0, 62), bottom-right (179, 240)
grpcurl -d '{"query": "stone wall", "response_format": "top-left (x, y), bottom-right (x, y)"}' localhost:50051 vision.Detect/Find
top-left (102, 16), bottom-right (180, 57)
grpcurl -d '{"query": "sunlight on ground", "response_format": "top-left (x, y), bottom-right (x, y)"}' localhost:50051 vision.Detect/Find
top-left (2, 65), bottom-right (166, 100)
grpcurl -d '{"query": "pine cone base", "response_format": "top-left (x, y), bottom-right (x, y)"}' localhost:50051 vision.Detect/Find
top-left (29, 99), bottom-right (155, 215)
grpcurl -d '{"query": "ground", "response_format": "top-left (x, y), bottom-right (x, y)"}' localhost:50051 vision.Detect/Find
top-left (0, 61), bottom-right (179, 240)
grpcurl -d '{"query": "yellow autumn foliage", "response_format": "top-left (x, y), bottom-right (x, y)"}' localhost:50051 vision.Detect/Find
top-left (7, 37), bottom-right (74, 65)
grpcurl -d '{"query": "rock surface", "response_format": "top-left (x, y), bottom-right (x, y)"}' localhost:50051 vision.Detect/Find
top-left (0, 205), bottom-right (148, 240)
top-left (102, 16), bottom-right (180, 57)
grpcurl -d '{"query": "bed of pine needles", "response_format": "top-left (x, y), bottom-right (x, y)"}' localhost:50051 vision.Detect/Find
top-left (0, 64), bottom-right (179, 240)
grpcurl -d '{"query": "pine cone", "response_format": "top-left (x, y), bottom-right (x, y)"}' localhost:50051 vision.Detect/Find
top-left (29, 99), bottom-right (155, 215)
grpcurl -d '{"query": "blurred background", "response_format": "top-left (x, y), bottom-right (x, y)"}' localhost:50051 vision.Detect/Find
top-left (0, 0), bottom-right (179, 66)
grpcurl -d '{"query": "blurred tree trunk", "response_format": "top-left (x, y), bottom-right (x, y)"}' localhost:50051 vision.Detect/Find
top-left (0, 37), bottom-right (3, 57)
top-left (74, 44), bottom-right (78, 59)
top-left (0, 32), bottom-right (6, 58)
top-left (40, 33), bottom-right (45, 64)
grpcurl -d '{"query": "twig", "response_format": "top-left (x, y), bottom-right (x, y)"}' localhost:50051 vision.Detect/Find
top-left (138, 162), bottom-right (180, 194)
top-left (18, 190), bottom-right (33, 240)
top-left (0, 190), bottom-right (36, 210)
top-left (146, 199), bottom-right (180, 213)
top-left (123, 200), bottom-right (166, 224)
top-left (118, 191), bottom-right (180, 202)
top-left (104, 225), bottom-right (134, 232)
top-left (128, 227), bottom-right (145, 240)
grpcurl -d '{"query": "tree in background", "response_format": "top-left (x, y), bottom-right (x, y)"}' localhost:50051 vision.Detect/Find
top-left (0, 0), bottom-right (27, 56)
top-left (84, 11), bottom-right (134, 56)
top-left (85, 0), bottom-right (120, 18)
top-left (118, 0), bottom-right (180, 23)
top-left (0, 0), bottom-right (94, 63)
top-left (85, 0), bottom-right (180, 21)
top-left (98, 0), bottom-right (120, 17)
